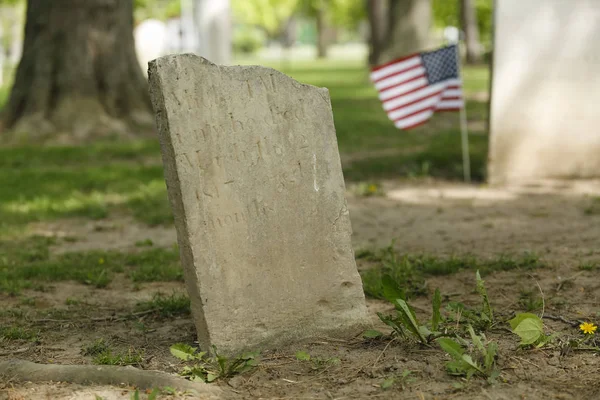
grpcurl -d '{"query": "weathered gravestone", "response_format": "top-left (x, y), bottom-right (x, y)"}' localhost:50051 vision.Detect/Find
top-left (148, 54), bottom-right (370, 354)
top-left (489, 0), bottom-right (600, 184)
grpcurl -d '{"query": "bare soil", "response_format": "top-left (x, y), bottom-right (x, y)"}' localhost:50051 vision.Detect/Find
top-left (3, 179), bottom-right (600, 399)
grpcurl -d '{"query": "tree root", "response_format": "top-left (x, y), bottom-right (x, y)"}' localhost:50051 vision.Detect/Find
top-left (0, 359), bottom-right (225, 398)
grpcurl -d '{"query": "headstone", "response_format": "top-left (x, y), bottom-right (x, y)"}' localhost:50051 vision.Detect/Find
top-left (148, 54), bottom-right (370, 354)
top-left (489, 0), bottom-right (600, 184)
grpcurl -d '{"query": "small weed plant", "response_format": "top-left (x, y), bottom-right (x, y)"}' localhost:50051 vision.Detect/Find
top-left (437, 326), bottom-right (499, 382)
top-left (170, 343), bottom-right (259, 382)
top-left (372, 270), bottom-right (500, 381)
top-left (295, 351), bottom-right (341, 370)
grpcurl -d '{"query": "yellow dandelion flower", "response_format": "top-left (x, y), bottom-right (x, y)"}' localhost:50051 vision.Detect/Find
top-left (579, 322), bottom-right (597, 335)
top-left (367, 184), bottom-right (377, 193)
top-left (98, 258), bottom-right (105, 265)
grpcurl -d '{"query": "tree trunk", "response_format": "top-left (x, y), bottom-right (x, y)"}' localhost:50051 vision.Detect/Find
top-left (461, 0), bottom-right (482, 64)
top-left (316, 7), bottom-right (328, 59)
top-left (1, 0), bottom-right (153, 144)
top-left (282, 16), bottom-right (297, 49)
top-left (377, 0), bottom-right (431, 66)
top-left (366, 0), bottom-right (388, 66)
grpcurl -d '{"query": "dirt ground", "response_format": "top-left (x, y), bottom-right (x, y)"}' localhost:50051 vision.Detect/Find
top-left (2, 179), bottom-right (600, 399)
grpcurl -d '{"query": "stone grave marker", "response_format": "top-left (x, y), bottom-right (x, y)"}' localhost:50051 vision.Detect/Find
top-left (489, 0), bottom-right (600, 184)
top-left (148, 54), bottom-right (370, 354)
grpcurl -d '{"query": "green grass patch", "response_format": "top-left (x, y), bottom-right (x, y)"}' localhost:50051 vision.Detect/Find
top-left (83, 338), bottom-right (144, 366)
top-left (583, 197), bottom-right (600, 216)
top-left (82, 338), bottom-right (111, 356)
top-left (578, 260), bottom-right (599, 271)
top-left (93, 348), bottom-right (144, 366)
top-left (0, 143), bottom-right (171, 232)
top-left (0, 237), bottom-right (182, 294)
top-left (1, 325), bottom-right (38, 341)
top-left (359, 245), bottom-right (543, 300)
top-left (342, 128), bottom-right (488, 182)
top-left (136, 292), bottom-right (191, 317)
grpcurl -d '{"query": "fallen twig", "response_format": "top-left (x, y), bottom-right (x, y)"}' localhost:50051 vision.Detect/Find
top-left (372, 338), bottom-right (396, 370)
top-left (90, 308), bottom-right (159, 322)
top-left (0, 347), bottom-right (29, 357)
top-left (542, 314), bottom-right (581, 327)
top-left (556, 271), bottom-right (584, 292)
top-left (32, 309), bottom-right (160, 324)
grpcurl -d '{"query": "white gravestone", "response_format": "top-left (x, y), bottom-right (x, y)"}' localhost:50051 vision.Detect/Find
top-left (489, 0), bottom-right (600, 184)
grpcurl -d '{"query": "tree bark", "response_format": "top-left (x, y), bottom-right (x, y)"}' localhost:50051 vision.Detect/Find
top-left (366, 0), bottom-right (388, 66)
top-left (460, 0), bottom-right (482, 64)
top-left (282, 16), bottom-right (297, 49)
top-left (316, 7), bottom-right (328, 59)
top-left (1, 0), bottom-right (153, 144)
top-left (377, 0), bottom-right (431, 66)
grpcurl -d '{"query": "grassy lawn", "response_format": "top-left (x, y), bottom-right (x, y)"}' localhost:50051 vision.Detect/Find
top-left (0, 59), bottom-right (490, 235)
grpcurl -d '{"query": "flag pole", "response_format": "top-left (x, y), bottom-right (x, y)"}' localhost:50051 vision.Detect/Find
top-left (455, 43), bottom-right (471, 183)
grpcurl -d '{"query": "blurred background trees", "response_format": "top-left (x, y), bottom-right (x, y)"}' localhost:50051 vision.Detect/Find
top-left (0, 0), bottom-right (493, 143)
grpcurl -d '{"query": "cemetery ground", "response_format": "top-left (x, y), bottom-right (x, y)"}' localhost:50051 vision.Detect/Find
top-left (1, 60), bottom-right (599, 399)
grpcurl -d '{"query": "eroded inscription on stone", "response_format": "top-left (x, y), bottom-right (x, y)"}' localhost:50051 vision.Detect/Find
top-left (148, 54), bottom-right (369, 354)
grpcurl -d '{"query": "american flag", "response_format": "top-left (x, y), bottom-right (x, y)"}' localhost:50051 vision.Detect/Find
top-left (370, 45), bottom-right (464, 130)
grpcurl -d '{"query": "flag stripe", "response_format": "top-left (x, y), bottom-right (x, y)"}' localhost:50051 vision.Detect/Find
top-left (379, 77), bottom-right (428, 101)
top-left (398, 118), bottom-right (431, 130)
top-left (395, 109), bottom-right (434, 129)
top-left (443, 78), bottom-right (461, 86)
top-left (375, 66), bottom-right (426, 91)
top-left (382, 82), bottom-right (431, 104)
top-left (387, 88), bottom-right (445, 115)
top-left (389, 95), bottom-right (441, 121)
top-left (383, 82), bottom-right (446, 111)
top-left (371, 52), bottom-right (419, 72)
top-left (370, 56), bottom-right (422, 82)
top-left (441, 89), bottom-right (461, 97)
top-left (441, 96), bottom-right (462, 101)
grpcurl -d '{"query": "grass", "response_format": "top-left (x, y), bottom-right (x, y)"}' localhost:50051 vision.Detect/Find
top-left (342, 127), bottom-right (488, 182)
top-left (583, 197), bottom-right (600, 216)
top-left (358, 244), bottom-right (543, 300)
top-left (0, 59), bottom-right (490, 235)
top-left (83, 338), bottom-right (111, 356)
top-left (0, 141), bottom-right (171, 232)
top-left (0, 237), bottom-right (182, 295)
top-left (92, 348), bottom-right (144, 366)
top-left (136, 292), bottom-right (191, 317)
top-left (83, 339), bottom-right (143, 366)
top-left (1, 325), bottom-right (38, 341)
